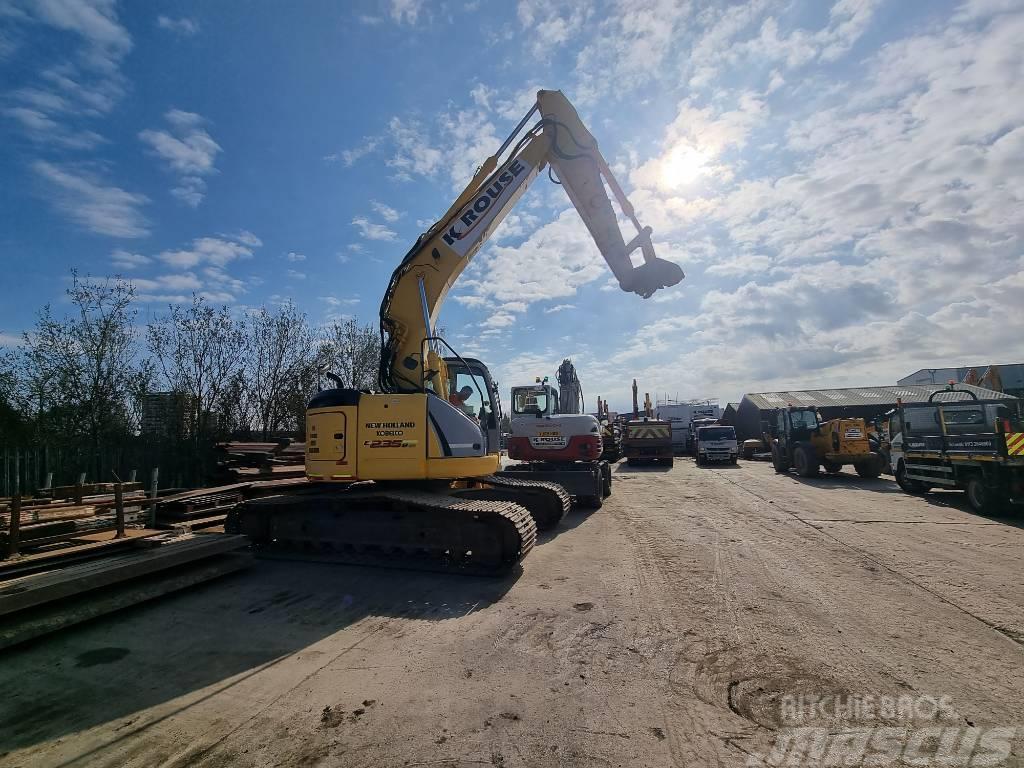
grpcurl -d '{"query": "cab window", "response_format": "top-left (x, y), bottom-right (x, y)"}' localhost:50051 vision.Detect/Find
top-left (942, 407), bottom-right (985, 434)
top-left (451, 371), bottom-right (488, 418)
top-left (513, 388), bottom-right (550, 415)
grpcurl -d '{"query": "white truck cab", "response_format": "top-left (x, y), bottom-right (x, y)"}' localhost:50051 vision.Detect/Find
top-left (696, 425), bottom-right (738, 465)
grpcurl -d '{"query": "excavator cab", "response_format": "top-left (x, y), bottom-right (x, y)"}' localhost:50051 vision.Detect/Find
top-left (511, 384), bottom-right (559, 418)
top-left (443, 356), bottom-right (502, 457)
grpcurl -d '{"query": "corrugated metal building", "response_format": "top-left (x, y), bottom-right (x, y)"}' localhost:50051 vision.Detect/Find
top-left (720, 402), bottom-right (739, 427)
top-left (734, 384), bottom-right (1016, 440)
top-left (898, 364), bottom-right (1024, 398)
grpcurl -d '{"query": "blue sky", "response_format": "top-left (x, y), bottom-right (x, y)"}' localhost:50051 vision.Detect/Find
top-left (2, 0), bottom-right (1022, 411)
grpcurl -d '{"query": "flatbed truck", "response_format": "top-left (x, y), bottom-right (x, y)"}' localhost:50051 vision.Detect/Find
top-left (889, 387), bottom-right (1024, 514)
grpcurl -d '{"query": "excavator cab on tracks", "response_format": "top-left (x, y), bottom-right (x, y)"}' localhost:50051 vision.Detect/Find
top-left (227, 89), bottom-right (683, 575)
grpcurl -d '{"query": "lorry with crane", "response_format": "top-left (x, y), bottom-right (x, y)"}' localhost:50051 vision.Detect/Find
top-left (228, 89), bottom-right (683, 574)
top-left (503, 359), bottom-right (611, 508)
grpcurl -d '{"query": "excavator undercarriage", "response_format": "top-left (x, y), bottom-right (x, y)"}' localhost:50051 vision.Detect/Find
top-left (228, 475), bottom-right (568, 576)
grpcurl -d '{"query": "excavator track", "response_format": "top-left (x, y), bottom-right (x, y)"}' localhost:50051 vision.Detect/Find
top-left (453, 474), bottom-right (571, 531)
top-left (227, 488), bottom-right (536, 576)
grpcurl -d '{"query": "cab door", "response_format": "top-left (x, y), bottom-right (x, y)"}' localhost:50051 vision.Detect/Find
top-left (444, 357), bottom-right (500, 456)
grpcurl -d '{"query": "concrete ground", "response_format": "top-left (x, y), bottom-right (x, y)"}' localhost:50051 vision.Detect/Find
top-left (1, 459), bottom-right (1022, 768)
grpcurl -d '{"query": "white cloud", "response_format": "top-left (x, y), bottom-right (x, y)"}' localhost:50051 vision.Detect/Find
top-left (458, 209), bottom-right (610, 310)
top-left (389, 0), bottom-right (424, 24)
top-left (326, 136), bottom-right (380, 167)
top-left (110, 249), bottom-right (151, 270)
top-left (33, 160), bottom-right (149, 238)
top-left (139, 109), bottom-right (221, 206)
top-left (3, 1), bottom-right (132, 149)
top-left (572, 0), bottom-right (692, 105)
top-left (481, 311), bottom-right (517, 329)
top-left (370, 200), bottom-right (401, 222)
top-left (352, 216), bottom-right (397, 241)
top-left (470, 83), bottom-right (496, 110)
top-left (544, 304), bottom-right (575, 313)
top-left (286, 269), bottom-right (306, 280)
top-left (0, 332), bottom-right (22, 348)
top-left (319, 295), bottom-right (360, 307)
top-left (386, 117), bottom-right (444, 180)
top-left (170, 176), bottom-right (206, 208)
top-left (157, 235), bottom-right (257, 269)
top-left (233, 230), bottom-right (262, 247)
top-left (3, 106), bottom-right (105, 148)
top-left (587, 2), bottom-right (1024, 403)
top-left (383, 103), bottom-right (502, 188)
top-left (157, 15), bottom-right (199, 36)
top-left (131, 272), bottom-right (204, 293)
top-left (516, 0), bottom-right (592, 58)
top-left (285, 251), bottom-right (306, 262)
top-left (28, 0), bottom-right (133, 69)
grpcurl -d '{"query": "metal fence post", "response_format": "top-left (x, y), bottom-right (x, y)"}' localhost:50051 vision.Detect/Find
top-left (149, 467), bottom-right (159, 528)
top-left (114, 482), bottom-right (125, 539)
top-left (7, 454), bottom-right (21, 558)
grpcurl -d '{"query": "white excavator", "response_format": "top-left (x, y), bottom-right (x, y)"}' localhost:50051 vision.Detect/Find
top-left (229, 90), bottom-right (683, 574)
top-left (505, 359), bottom-right (611, 508)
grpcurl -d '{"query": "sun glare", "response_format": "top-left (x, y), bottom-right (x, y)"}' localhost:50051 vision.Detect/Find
top-left (660, 144), bottom-right (709, 188)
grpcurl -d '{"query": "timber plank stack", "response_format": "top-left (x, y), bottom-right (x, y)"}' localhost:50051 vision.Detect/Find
top-left (214, 440), bottom-right (306, 481)
top-left (1, 487), bottom-right (147, 552)
top-left (0, 474), bottom-right (314, 647)
top-left (0, 533), bottom-right (252, 649)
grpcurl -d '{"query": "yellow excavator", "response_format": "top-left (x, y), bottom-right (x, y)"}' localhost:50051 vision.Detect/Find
top-left (228, 90), bottom-right (683, 574)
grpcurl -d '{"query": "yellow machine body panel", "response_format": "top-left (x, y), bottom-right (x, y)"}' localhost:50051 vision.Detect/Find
top-left (355, 394), bottom-right (428, 479)
top-left (810, 418), bottom-right (871, 462)
top-left (306, 406), bottom-right (358, 481)
top-left (306, 393), bottom-right (501, 482)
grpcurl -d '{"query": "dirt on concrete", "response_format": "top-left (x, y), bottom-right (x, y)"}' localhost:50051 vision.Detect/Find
top-left (0, 459), bottom-right (1021, 767)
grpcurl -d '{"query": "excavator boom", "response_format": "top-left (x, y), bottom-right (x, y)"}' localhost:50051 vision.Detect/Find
top-left (379, 89), bottom-right (683, 394)
top-left (232, 89), bottom-right (681, 576)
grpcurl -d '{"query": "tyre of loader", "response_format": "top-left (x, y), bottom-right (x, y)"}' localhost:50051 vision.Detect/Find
top-left (855, 454), bottom-right (883, 479)
top-left (771, 444), bottom-right (790, 474)
top-left (794, 445), bottom-right (818, 477)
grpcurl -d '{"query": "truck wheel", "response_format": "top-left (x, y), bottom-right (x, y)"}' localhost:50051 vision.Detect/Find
top-left (601, 463), bottom-right (612, 497)
top-left (822, 459), bottom-right (842, 474)
top-left (578, 495), bottom-right (603, 510)
top-left (966, 476), bottom-right (1000, 515)
top-left (771, 445), bottom-right (789, 474)
top-left (695, 454), bottom-right (703, 466)
top-left (794, 446), bottom-right (818, 478)
top-left (666, 457), bottom-right (674, 468)
top-left (730, 456), bottom-right (738, 465)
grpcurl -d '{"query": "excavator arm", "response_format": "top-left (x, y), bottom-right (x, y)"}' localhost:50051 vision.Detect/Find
top-left (378, 89), bottom-right (684, 395)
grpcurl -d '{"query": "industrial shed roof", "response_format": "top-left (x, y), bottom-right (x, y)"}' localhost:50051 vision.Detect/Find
top-left (742, 384), bottom-right (1014, 411)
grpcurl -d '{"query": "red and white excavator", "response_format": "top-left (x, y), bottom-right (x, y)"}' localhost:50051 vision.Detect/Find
top-left (503, 359), bottom-right (611, 509)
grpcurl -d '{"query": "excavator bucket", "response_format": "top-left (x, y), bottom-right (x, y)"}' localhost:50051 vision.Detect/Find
top-left (625, 257), bottom-right (684, 298)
